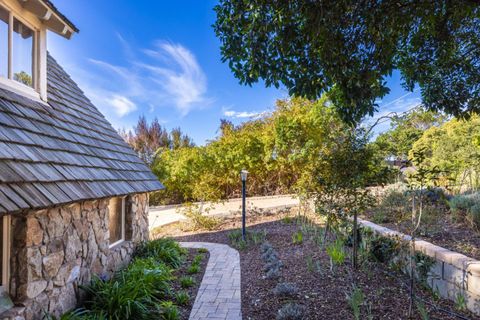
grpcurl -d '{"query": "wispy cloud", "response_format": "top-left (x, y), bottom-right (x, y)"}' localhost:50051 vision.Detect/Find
top-left (75, 37), bottom-right (209, 119)
top-left (223, 109), bottom-right (270, 119)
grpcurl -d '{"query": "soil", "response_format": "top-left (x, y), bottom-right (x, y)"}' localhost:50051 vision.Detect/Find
top-left (171, 248), bottom-right (209, 320)
top-left (363, 212), bottom-right (480, 261)
top-left (155, 212), bottom-right (476, 320)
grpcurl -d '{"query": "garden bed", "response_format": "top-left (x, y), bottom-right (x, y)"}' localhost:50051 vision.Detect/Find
top-left (157, 213), bottom-right (476, 319)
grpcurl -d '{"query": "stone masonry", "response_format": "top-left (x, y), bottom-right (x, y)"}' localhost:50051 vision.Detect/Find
top-left (2, 193), bottom-right (150, 320)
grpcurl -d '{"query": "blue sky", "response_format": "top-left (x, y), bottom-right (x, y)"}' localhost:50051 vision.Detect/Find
top-left (48, 0), bottom-right (421, 144)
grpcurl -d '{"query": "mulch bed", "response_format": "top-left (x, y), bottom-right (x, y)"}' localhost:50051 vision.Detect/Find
top-left (362, 213), bottom-right (480, 261)
top-left (171, 248), bottom-right (209, 320)
top-left (157, 213), bottom-right (476, 320)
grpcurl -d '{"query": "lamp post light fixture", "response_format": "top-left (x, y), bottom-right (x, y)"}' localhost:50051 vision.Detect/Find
top-left (240, 169), bottom-right (248, 241)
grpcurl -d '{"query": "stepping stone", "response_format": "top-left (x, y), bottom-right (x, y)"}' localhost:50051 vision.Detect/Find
top-left (180, 242), bottom-right (242, 320)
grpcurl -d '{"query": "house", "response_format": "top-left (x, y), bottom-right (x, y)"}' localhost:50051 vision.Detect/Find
top-left (0, 1), bottom-right (163, 319)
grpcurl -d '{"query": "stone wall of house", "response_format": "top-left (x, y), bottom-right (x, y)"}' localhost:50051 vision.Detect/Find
top-left (359, 219), bottom-right (480, 316)
top-left (2, 193), bottom-right (149, 320)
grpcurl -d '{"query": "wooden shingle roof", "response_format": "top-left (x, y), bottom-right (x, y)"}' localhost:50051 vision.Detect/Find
top-left (0, 53), bottom-right (163, 214)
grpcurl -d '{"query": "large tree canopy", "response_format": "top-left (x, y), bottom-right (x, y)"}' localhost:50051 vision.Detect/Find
top-left (213, 1), bottom-right (480, 124)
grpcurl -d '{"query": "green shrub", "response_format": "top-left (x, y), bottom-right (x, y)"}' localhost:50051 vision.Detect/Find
top-left (448, 192), bottom-right (480, 230)
top-left (197, 248), bottom-right (208, 254)
top-left (160, 301), bottom-right (179, 320)
top-left (372, 188), bottom-right (410, 223)
top-left (44, 309), bottom-right (107, 320)
top-left (192, 254), bottom-right (203, 265)
top-left (135, 238), bottom-right (186, 268)
top-left (276, 303), bottom-right (305, 320)
top-left (179, 276), bottom-right (195, 288)
top-left (469, 203), bottom-right (480, 230)
top-left (180, 203), bottom-right (221, 231)
top-left (81, 275), bottom-right (159, 320)
top-left (175, 291), bottom-right (190, 305)
top-left (369, 236), bottom-right (400, 263)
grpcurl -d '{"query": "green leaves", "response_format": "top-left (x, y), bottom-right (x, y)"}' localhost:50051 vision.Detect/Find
top-left (214, 0), bottom-right (480, 124)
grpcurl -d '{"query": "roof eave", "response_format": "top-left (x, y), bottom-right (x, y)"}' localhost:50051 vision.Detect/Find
top-left (19, 0), bottom-right (79, 39)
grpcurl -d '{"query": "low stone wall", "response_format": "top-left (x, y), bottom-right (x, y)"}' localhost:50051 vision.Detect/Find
top-left (359, 219), bottom-right (480, 316)
top-left (3, 193), bottom-right (149, 320)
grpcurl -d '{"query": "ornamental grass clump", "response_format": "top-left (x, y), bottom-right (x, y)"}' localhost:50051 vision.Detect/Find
top-left (135, 238), bottom-right (186, 268)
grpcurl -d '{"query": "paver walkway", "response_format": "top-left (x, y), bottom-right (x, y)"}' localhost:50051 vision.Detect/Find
top-left (180, 242), bottom-right (242, 320)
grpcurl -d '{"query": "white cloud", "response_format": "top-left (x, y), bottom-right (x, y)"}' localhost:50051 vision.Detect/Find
top-left (108, 95), bottom-right (137, 116)
top-left (223, 110), bottom-right (269, 119)
top-left (79, 38), bottom-right (209, 118)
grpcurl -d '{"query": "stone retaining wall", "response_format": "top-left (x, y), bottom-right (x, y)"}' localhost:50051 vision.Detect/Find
top-left (2, 193), bottom-right (149, 320)
top-left (359, 219), bottom-right (480, 316)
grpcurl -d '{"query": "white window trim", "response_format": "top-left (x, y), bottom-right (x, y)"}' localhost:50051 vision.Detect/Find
top-left (0, 1), bottom-right (47, 101)
top-left (1, 215), bottom-right (10, 293)
top-left (109, 197), bottom-right (126, 248)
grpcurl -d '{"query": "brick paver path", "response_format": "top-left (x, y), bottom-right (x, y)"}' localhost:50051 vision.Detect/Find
top-left (180, 242), bottom-right (242, 320)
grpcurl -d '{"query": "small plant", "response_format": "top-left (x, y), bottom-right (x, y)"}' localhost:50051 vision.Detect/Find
top-left (179, 203), bottom-right (221, 231)
top-left (416, 301), bottom-right (430, 320)
top-left (306, 256), bottom-right (314, 273)
top-left (160, 301), bottom-right (179, 320)
top-left (228, 229), bottom-right (267, 249)
top-left (276, 303), bottom-right (305, 320)
top-left (326, 238), bottom-right (346, 270)
top-left (291, 230), bottom-right (303, 245)
top-left (414, 252), bottom-right (435, 284)
top-left (193, 254), bottom-right (203, 265)
top-left (282, 216), bottom-right (295, 224)
top-left (187, 264), bottom-right (200, 274)
top-left (197, 248), bottom-right (208, 254)
top-left (273, 282), bottom-right (298, 297)
top-left (346, 285), bottom-right (364, 320)
top-left (180, 276), bottom-right (195, 288)
top-left (175, 291), bottom-right (190, 306)
top-left (454, 292), bottom-right (467, 311)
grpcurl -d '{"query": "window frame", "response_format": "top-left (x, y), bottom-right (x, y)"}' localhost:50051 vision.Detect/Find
top-left (0, 2), bottom-right (40, 98)
top-left (0, 215), bottom-right (11, 294)
top-left (108, 197), bottom-right (126, 248)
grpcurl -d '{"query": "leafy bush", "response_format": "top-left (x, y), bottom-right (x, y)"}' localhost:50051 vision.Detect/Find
top-left (44, 309), bottom-right (107, 320)
top-left (276, 303), bottom-right (305, 320)
top-left (373, 188), bottom-right (410, 223)
top-left (273, 282), bottom-right (298, 297)
top-left (187, 264), bottom-right (200, 274)
top-left (369, 236), bottom-right (400, 263)
top-left (135, 238), bottom-right (186, 268)
top-left (448, 192), bottom-right (480, 230)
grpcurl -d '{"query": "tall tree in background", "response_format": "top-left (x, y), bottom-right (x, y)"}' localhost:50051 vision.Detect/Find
top-left (214, 1), bottom-right (480, 124)
top-left (119, 116), bottom-right (194, 165)
top-left (374, 107), bottom-right (447, 160)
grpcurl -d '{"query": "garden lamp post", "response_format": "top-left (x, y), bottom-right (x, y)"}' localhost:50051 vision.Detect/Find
top-left (240, 169), bottom-right (248, 241)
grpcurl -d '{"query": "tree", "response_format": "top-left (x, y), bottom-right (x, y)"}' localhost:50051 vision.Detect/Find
top-left (14, 71), bottom-right (32, 87)
top-left (374, 106), bottom-right (447, 160)
top-left (214, 1), bottom-right (480, 124)
top-left (120, 116), bottom-right (194, 166)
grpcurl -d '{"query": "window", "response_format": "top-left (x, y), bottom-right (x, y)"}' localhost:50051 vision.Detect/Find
top-left (109, 197), bottom-right (126, 247)
top-left (0, 4), bottom-right (37, 90)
